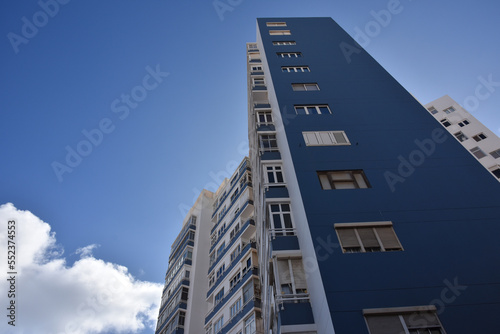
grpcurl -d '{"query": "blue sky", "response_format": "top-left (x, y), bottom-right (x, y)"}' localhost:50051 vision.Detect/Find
top-left (1, 0), bottom-right (499, 333)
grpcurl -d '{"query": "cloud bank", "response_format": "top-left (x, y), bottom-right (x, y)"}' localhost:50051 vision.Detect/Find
top-left (0, 203), bottom-right (162, 334)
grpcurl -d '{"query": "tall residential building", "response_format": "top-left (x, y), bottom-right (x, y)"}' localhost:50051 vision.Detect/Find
top-left (247, 17), bottom-right (500, 334)
top-left (424, 95), bottom-right (500, 181)
top-left (157, 17), bottom-right (500, 334)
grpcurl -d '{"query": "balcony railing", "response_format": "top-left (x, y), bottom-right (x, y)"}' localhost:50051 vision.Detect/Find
top-left (268, 228), bottom-right (296, 240)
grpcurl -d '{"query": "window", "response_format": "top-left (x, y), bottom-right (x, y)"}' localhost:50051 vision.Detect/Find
top-left (292, 83), bottom-right (319, 91)
top-left (252, 78), bottom-right (265, 86)
top-left (276, 258), bottom-right (307, 296)
top-left (215, 288), bottom-right (224, 305)
top-left (282, 66), bottom-right (310, 72)
top-left (209, 251), bottom-right (216, 266)
top-left (269, 203), bottom-right (294, 236)
top-left (267, 22), bottom-right (287, 27)
top-left (230, 245), bottom-right (241, 262)
top-left (242, 281), bottom-right (254, 303)
top-left (490, 166), bottom-right (500, 178)
top-left (244, 314), bottom-right (256, 334)
top-left (471, 146), bottom-right (487, 159)
top-left (269, 30), bottom-right (291, 35)
top-left (277, 52), bottom-right (302, 58)
top-left (427, 107), bottom-right (438, 114)
top-left (472, 133), bottom-right (487, 142)
top-left (230, 224), bottom-right (240, 240)
top-left (230, 272), bottom-right (241, 289)
top-left (259, 134), bottom-right (278, 152)
top-left (458, 119), bottom-right (470, 127)
top-left (251, 65), bottom-right (262, 71)
top-left (443, 106), bottom-right (455, 114)
top-left (216, 264), bottom-right (225, 279)
top-left (294, 104), bottom-right (331, 115)
top-left (265, 165), bottom-right (284, 184)
top-left (257, 111), bottom-right (273, 125)
top-left (364, 306), bottom-right (445, 334)
top-left (335, 221), bottom-right (403, 253)
top-left (217, 242), bottom-right (225, 258)
top-left (453, 131), bottom-right (468, 142)
top-left (318, 170), bottom-right (370, 189)
top-left (490, 149), bottom-right (500, 159)
top-left (230, 298), bottom-right (242, 318)
top-left (440, 119), bottom-right (451, 127)
top-left (230, 189), bottom-right (239, 202)
top-left (214, 316), bottom-right (224, 333)
top-left (303, 131), bottom-right (350, 146)
top-left (209, 274), bottom-right (215, 287)
top-left (273, 40), bottom-right (296, 45)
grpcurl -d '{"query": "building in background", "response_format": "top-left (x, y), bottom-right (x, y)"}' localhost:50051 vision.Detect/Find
top-left (157, 17), bottom-right (500, 334)
top-left (425, 95), bottom-right (500, 180)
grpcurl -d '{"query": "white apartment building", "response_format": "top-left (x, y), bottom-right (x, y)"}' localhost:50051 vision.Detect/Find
top-left (425, 95), bottom-right (500, 181)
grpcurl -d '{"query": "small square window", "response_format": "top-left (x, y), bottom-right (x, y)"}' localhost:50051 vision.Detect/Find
top-left (472, 133), bottom-right (487, 142)
top-left (490, 149), bottom-right (500, 159)
top-left (458, 119), bottom-right (470, 127)
top-left (440, 119), bottom-right (451, 127)
top-left (454, 131), bottom-right (468, 142)
top-left (443, 106), bottom-right (455, 114)
top-left (318, 170), bottom-right (370, 189)
top-left (471, 146), bottom-right (487, 159)
top-left (427, 107), bottom-right (438, 114)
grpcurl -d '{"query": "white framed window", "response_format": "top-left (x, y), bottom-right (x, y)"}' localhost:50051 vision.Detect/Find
top-left (269, 203), bottom-right (294, 236)
top-left (440, 118), bottom-right (451, 127)
top-left (472, 133), bottom-right (487, 142)
top-left (266, 22), bottom-right (287, 27)
top-left (214, 316), bottom-right (224, 333)
top-left (209, 273), bottom-right (215, 287)
top-left (242, 280), bottom-right (254, 304)
top-left (282, 66), bottom-right (310, 72)
top-left (251, 65), bottom-right (262, 71)
top-left (256, 110), bottom-right (273, 125)
top-left (277, 52), bottom-right (302, 58)
top-left (275, 258), bottom-right (307, 296)
top-left (443, 106), bottom-right (455, 114)
top-left (453, 131), bottom-right (468, 142)
top-left (490, 165), bottom-right (500, 178)
top-left (458, 119), bottom-right (470, 127)
top-left (244, 313), bottom-right (256, 334)
top-left (259, 134), bottom-right (278, 152)
top-left (216, 263), bottom-right (225, 279)
top-left (471, 146), bottom-right (487, 159)
top-left (318, 170), bottom-right (370, 189)
top-left (252, 77), bottom-right (265, 86)
top-left (490, 148), bottom-right (500, 159)
top-left (303, 131), bottom-right (350, 146)
top-left (217, 242), bottom-right (225, 258)
top-left (214, 288), bottom-right (224, 306)
top-left (230, 271), bottom-right (241, 289)
top-left (364, 305), bottom-right (446, 334)
top-left (273, 40), bottom-right (296, 45)
top-left (427, 106), bottom-right (438, 114)
top-left (335, 221), bottom-right (403, 253)
top-left (292, 83), bottom-right (319, 91)
top-left (264, 165), bottom-right (285, 184)
top-left (269, 30), bottom-right (291, 35)
top-left (230, 223), bottom-right (240, 240)
top-left (247, 43), bottom-right (257, 50)
top-left (230, 244), bottom-right (241, 262)
top-left (294, 104), bottom-right (331, 115)
top-left (230, 298), bottom-right (242, 318)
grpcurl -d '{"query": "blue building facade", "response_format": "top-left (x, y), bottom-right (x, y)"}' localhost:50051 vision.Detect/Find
top-left (249, 17), bottom-right (500, 334)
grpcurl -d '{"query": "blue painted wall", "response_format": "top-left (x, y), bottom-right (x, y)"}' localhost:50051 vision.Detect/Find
top-left (258, 17), bottom-right (500, 334)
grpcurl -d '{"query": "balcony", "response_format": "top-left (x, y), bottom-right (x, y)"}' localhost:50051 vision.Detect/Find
top-left (275, 293), bottom-right (315, 327)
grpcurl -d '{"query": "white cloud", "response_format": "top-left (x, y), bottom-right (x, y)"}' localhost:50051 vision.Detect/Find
top-left (0, 203), bottom-right (162, 334)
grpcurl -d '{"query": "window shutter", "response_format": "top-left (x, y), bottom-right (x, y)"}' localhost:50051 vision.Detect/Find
top-left (318, 174), bottom-right (331, 189)
top-left (277, 259), bottom-right (292, 285)
top-left (357, 227), bottom-right (379, 248)
top-left (291, 259), bottom-right (307, 289)
top-left (402, 312), bottom-right (440, 328)
top-left (365, 315), bottom-right (405, 334)
top-left (337, 228), bottom-right (360, 248)
top-left (303, 132), bottom-right (319, 146)
top-left (318, 132), bottom-right (333, 145)
top-left (377, 226), bottom-right (401, 250)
